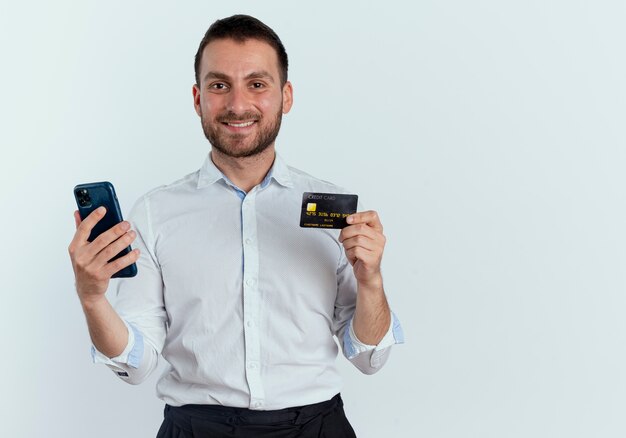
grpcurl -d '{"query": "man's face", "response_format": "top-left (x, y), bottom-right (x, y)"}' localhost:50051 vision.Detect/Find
top-left (193, 38), bottom-right (293, 158)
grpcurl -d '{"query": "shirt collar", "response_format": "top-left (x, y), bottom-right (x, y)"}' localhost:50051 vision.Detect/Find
top-left (196, 151), bottom-right (294, 190)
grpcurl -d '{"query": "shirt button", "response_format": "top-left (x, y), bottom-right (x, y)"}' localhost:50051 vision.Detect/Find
top-left (246, 278), bottom-right (255, 286)
top-left (253, 401), bottom-right (263, 408)
top-left (245, 238), bottom-right (252, 245)
top-left (246, 320), bottom-right (254, 327)
top-left (248, 362), bottom-right (257, 369)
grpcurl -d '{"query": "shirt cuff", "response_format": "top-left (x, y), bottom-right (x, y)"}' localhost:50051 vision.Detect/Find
top-left (343, 312), bottom-right (404, 360)
top-left (91, 320), bottom-right (144, 369)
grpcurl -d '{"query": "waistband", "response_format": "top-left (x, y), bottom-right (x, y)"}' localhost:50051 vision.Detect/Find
top-left (165, 394), bottom-right (343, 428)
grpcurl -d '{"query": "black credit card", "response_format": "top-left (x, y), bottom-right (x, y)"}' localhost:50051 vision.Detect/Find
top-left (300, 192), bottom-right (358, 229)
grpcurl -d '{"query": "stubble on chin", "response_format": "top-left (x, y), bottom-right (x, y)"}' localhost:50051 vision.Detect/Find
top-left (201, 108), bottom-right (283, 159)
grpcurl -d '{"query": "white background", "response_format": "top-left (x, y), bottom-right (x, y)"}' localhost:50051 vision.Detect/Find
top-left (1, 0), bottom-right (626, 437)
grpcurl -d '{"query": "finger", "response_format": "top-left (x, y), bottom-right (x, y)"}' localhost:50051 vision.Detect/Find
top-left (339, 222), bottom-right (379, 243)
top-left (74, 206), bottom-right (107, 244)
top-left (92, 230), bottom-right (137, 268)
top-left (341, 235), bottom-right (379, 252)
top-left (102, 248), bottom-right (141, 278)
top-left (74, 211), bottom-right (82, 229)
top-left (346, 210), bottom-right (383, 232)
top-left (345, 247), bottom-right (357, 266)
top-left (345, 246), bottom-right (376, 267)
top-left (69, 207), bottom-right (107, 253)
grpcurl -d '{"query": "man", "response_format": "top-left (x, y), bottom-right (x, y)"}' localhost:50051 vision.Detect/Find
top-left (68, 14), bottom-right (403, 438)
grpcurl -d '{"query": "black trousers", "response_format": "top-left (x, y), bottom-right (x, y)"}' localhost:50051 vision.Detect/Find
top-left (156, 393), bottom-right (357, 438)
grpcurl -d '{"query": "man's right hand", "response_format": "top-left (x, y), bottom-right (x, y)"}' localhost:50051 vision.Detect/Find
top-left (68, 206), bottom-right (140, 307)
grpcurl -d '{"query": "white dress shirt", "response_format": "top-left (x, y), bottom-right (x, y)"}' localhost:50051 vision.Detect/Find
top-left (92, 152), bottom-right (403, 410)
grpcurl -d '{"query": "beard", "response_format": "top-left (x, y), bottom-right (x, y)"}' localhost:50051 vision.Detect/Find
top-left (201, 107), bottom-right (283, 159)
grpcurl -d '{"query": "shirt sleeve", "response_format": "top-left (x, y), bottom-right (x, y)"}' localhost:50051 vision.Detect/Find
top-left (342, 311), bottom-right (404, 372)
top-left (89, 195), bottom-right (167, 385)
top-left (333, 247), bottom-right (404, 375)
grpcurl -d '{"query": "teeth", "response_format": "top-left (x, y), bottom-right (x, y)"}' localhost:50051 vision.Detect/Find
top-left (227, 121), bottom-right (255, 128)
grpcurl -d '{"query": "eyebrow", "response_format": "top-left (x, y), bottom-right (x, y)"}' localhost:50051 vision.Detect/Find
top-left (203, 70), bottom-right (275, 84)
top-left (245, 71), bottom-right (275, 83)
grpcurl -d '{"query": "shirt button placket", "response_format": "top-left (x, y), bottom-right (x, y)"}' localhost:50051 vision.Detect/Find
top-left (241, 189), bottom-right (264, 409)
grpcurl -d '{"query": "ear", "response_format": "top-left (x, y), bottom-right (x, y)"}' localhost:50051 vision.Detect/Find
top-left (192, 84), bottom-right (202, 117)
top-left (282, 81), bottom-right (293, 114)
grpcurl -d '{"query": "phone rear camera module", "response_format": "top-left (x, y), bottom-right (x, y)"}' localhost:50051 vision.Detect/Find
top-left (76, 189), bottom-right (92, 207)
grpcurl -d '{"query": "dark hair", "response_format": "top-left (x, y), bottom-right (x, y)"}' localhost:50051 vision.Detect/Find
top-left (194, 15), bottom-right (289, 86)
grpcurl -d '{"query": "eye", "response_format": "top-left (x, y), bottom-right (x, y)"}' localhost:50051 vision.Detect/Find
top-left (250, 82), bottom-right (265, 89)
top-left (209, 82), bottom-right (229, 92)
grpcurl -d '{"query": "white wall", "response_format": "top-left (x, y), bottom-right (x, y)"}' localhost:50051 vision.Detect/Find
top-left (2, 1), bottom-right (626, 436)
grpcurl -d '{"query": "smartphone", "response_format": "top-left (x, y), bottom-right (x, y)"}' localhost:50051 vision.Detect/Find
top-left (73, 181), bottom-right (138, 278)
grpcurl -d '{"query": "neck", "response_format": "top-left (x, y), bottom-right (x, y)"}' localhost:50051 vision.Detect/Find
top-left (210, 146), bottom-right (276, 193)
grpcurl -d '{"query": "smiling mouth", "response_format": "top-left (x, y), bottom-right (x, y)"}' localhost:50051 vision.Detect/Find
top-left (223, 121), bottom-right (256, 128)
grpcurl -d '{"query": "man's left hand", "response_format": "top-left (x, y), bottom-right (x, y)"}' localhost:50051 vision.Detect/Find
top-left (338, 210), bottom-right (386, 288)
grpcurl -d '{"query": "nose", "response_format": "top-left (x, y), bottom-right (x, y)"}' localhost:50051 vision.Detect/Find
top-left (225, 85), bottom-right (251, 115)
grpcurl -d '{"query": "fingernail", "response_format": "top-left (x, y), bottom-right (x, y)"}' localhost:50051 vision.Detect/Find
top-left (97, 206), bottom-right (106, 214)
top-left (347, 216), bottom-right (353, 224)
top-left (121, 221), bottom-right (130, 231)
